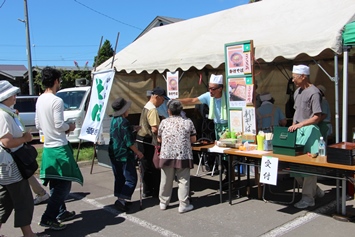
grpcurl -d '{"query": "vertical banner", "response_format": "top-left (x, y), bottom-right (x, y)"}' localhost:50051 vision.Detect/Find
top-left (259, 156), bottom-right (279, 185)
top-left (79, 69), bottom-right (115, 142)
top-left (167, 71), bottom-right (179, 99)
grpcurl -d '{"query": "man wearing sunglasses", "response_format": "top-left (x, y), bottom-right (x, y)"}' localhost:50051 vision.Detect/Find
top-left (179, 74), bottom-right (230, 185)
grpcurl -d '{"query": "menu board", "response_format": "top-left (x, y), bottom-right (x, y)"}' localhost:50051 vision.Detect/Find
top-left (224, 40), bottom-right (256, 137)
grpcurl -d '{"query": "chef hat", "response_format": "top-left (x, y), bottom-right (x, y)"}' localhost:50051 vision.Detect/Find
top-left (292, 65), bottom-right (310, 75)
top-left (209, 74), bottom-right (223, 85)
top-left (260, 93), bottom-right (272, 102)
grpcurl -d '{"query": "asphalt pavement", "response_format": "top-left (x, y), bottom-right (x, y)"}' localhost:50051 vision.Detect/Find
top-left (2, 161), bottom-right (355, 237)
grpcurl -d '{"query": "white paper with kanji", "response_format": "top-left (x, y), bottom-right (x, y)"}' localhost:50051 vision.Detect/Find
top-left (259, 156), bottom-right (279, 185)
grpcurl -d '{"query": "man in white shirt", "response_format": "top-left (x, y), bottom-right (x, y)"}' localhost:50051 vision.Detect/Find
top-left (36, 67), bottom-right (83, 230)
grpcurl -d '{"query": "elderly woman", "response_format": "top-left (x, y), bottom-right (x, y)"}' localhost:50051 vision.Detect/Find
top-left (0, 81), bottom-right (45, 237)
top-left (157, 99), bottom-right (196, 213)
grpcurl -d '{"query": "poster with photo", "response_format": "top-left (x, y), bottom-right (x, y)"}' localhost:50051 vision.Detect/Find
top-left (228, 77), bottom-right (246, 108)
top-left (167, 71), bottom-right (179, 99)
top-left (229, 110), bottom-right (243, 134)
top-left (225, 42), bottom-right (252, 77)
top-left (242, 107), bottom-right (256, 135)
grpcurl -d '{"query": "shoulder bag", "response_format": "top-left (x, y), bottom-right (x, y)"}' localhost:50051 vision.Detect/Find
top-left (1, 143), bottom-right (38, 179)
top-left (152, 144), bottom-right (160, 169)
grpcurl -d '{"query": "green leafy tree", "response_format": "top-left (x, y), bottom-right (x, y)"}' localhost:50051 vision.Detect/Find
top-left (93, 39), bottom-right (114, 67)
top-left (34, 66), bottom-right (91, 93)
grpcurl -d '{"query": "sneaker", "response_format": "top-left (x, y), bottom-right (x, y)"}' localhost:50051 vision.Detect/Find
top-left (160, 203), bottom-right (167, 210)
top-left (114, 199), bottom-right (127, 212)
top-left (316, 187), bottom-right (325, 198)
top-left (34, 193), bottom-right (50, 205)
top-left (294, 199), bottom-right (315, 209)
top-left (178, 204), bottom-right (193, 213)
top-left (57, 211), bottom-right (76, 222)
top-left (39, 219), bottom-right (67, 231)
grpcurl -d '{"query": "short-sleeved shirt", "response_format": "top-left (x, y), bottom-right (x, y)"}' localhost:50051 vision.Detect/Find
top-left (137, 101), bottom-right (160, 139)
top-left (158, 116), bottom-right (196, 169)
top-left (0, 104), bottom-right (23, 185)
top-left (256, 101), bottom-right (285, 130)
top-left (198, 92), bottom-right (227, 124)
top-left (293, 85), bottom-right (322, 123)
top-left (108, 116), bottom-right (135, 162)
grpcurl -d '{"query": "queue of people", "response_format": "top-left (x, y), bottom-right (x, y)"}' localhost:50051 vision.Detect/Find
top-left (0, 64), bottom-right (330, 234)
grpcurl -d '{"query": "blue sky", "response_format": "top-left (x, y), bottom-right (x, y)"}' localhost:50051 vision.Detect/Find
top-left (0, 0), bottom-right (249, 68)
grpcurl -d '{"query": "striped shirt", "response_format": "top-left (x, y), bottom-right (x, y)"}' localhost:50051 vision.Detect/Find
top-left (0, 104), bottom-right (23, 185)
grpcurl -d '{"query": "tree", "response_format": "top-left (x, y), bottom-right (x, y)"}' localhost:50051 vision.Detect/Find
top-left (34, 66), bottom-right (91, 93)
top-left (93, 39), bottom-right (115, 67)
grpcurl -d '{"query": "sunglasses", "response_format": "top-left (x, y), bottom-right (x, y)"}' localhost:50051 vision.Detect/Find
top-left (208, 86), bottom-right (221, 91)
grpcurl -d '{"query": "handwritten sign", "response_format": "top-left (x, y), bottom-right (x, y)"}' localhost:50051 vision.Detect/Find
top-left (259, 156), bottom-right (279, 185)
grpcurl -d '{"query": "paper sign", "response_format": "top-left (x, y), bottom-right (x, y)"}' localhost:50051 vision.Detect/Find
top-left (259, 156), bottom-right (279, 185)
top-left (167, 71), bottom-right (179, 99)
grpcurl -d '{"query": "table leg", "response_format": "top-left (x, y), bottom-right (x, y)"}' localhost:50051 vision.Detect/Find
top-left (342, 178), bottom-right (346, 215)
top-left (196, 152), bottom-right (203, 176)
top-left (228, 155), bottom-right (232, 205)
top-left (336, 179), bottom-right (340, 214)
top-left (219, 154), bottom-right (223, 203)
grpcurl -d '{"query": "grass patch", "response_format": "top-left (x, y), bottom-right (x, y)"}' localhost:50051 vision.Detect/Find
top-left (35, 142), bottom-right (95, 167)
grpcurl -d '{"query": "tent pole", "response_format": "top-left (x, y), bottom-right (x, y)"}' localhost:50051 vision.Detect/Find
top-left (334, 54), bottom-right (339, 143)
top-left (342, 47), bottom-right (350, 142)
top-left (312, 58), bottom-right (339, 142)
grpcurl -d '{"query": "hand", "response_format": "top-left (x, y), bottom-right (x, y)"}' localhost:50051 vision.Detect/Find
top-left (133, 125), bottom-right (141, 132)
top-left (136, 151), bottom-right (144, 159)
top-left (68, 123), bottom-right (76, 132)
top-left (22, 132), bottom-right (33, 143)
top-left (288, 123), bottom-right (301, 132)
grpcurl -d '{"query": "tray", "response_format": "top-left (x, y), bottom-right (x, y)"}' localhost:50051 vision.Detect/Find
top-left (192, 141), bottom-right (214, 147)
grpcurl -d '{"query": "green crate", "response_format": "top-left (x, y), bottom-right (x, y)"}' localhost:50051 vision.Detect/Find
top-left (272, 127), bottom-right (304, 156)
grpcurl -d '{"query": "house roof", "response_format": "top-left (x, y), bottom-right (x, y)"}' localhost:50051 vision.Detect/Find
top-left (97, 0), bottom-right (355, 74)
top-left (134, 16), bottom-right (184, 40)
top-left (0, 64), bottom-right (27, 78)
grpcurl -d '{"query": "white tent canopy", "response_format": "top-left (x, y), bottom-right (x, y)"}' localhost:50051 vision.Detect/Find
top-left (97, 0), bottom-right (355, 74)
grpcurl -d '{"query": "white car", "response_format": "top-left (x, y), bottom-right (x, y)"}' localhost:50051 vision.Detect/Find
top-left (14, 95), bottom-right (39, 135)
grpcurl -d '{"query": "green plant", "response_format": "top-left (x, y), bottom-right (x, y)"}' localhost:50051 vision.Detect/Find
top-left (36, 145), bottom-right (95, 167)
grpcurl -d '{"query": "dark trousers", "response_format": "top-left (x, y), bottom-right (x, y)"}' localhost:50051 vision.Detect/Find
top-left (110, 157), bottom-right (138, 200)
top-left (137, 136), bottom-right (161, 196)
top-left (41, 179), bottom-right (71, 222)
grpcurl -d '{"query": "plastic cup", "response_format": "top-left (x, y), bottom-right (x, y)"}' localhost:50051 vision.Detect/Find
top-left (256, 135), bottom-right (264, 151)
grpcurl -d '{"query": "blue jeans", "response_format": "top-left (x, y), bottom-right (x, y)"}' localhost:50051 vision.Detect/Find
top-left (110, 157), bottom-right (137, 200)
top-left (41, 179), bottom-right (71, 222)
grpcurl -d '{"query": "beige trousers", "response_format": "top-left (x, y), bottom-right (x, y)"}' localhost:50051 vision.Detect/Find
top-left (28, 175), bottom-right (46, 196)
top-left (295, 176), bottom-right (317, 201)
top-left (159, 167), bottom-right (190, 208)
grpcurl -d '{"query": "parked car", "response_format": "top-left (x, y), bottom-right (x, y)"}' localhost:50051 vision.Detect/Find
top-left (14, 95), bottom-right (39, 136)
top-left (56, 86), bottom-right (91, 143)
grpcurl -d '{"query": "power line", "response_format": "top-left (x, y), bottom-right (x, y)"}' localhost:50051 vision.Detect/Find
top-left (0, 44), bottom-right (98, 47)
top-left (0, 0), bottom-right (6, 9)
top-left (73, 0), bottom-right (142, 31)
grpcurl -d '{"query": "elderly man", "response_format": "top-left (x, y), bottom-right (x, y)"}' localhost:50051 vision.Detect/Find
top-left (289, 65), bottom-right (325, 209)
top-left (179, 74), bottom-right (230, 184)
top-left (137, 87), bottom-right (169, 198)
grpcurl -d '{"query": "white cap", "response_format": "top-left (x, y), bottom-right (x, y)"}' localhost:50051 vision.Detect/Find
top-left (209, 74), bottom-right (223, 85)
top-left (292, 65), bottom-right (310, 75)
top-left (260, 93), bottom-right (272, 102)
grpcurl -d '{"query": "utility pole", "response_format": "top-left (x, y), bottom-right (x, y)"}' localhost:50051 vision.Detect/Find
top-left (20, 0), bottom-right (34, 95)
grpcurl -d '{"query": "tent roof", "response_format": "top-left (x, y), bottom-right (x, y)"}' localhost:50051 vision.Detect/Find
top-left (97, 0), bottom-right (355, 74)
top-left (343, 21), bottom-right (355, 46)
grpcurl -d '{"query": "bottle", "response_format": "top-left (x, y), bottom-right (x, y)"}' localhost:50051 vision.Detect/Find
top-left (318, 136), bottom-right (326, 156)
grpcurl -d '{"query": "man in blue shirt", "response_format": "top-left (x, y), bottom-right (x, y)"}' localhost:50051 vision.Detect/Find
top-left (179, 74), bottom-right (230, 184)
top-left (256, 92), bottom-right (286, 133)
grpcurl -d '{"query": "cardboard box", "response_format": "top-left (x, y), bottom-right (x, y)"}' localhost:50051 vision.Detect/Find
top-left (327, 142), bottom-right (355, 165)
top-left (272, 127), bottom-right (304, 156)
